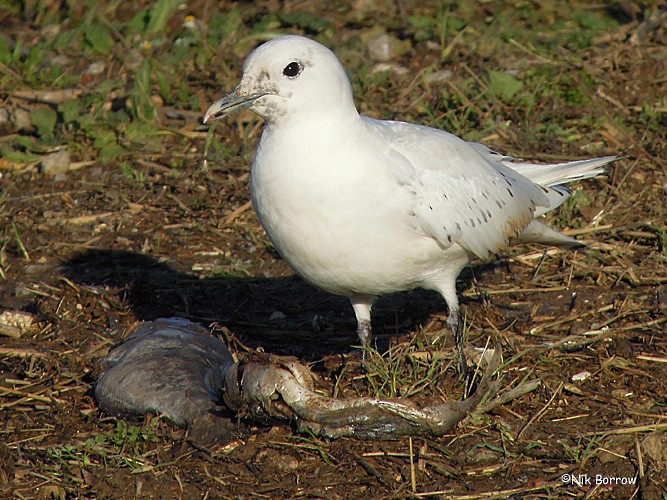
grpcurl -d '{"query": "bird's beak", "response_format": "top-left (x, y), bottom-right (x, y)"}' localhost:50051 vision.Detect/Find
top-left (203, 89), bottom-right (266, 124)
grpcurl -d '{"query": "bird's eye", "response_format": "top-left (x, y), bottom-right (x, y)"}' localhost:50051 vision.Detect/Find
top-left (282, 61), bottom-right (302, 78)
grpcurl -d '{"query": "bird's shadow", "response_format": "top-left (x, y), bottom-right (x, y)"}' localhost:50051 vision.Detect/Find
top-left (61, 249), bottom-right (487, 360)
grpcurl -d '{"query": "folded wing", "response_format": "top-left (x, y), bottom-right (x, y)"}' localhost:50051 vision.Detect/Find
top-left (372, 119), bottom-right (548, 258)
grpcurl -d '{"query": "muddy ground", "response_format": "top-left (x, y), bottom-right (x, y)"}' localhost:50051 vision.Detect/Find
top-left (1, 1), bottom-right (666, 498)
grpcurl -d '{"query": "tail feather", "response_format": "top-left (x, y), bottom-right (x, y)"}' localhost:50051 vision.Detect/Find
top-left (471, 146), bottom-right (616, 248)
top-left (515, 220), bottom-right (585, 249)
top-left (506, 156), bottom-right (616, 187)
top-left (510, 155), bottom-right (616, 216)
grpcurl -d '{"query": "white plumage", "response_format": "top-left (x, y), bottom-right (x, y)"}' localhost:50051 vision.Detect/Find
top-left (204, 35), bottom-right (615, 371)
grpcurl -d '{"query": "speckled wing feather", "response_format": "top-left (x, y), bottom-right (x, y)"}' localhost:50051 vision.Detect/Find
top-left (469, 142), bottom-right (615, 216)
top-left (370, 119), bottom-right (549, 259)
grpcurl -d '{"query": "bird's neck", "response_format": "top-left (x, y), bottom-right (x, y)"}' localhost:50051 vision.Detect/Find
top-left (265, 106), bottom-right (361, 138)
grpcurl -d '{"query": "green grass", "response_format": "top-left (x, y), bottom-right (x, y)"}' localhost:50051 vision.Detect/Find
top-left (0, 1), bottom-right (650, 170)
top-left (558, 435), bottom-right (602, 468)
top-left (360, 333), bottom-right (456, 399)
top-left (47, 418), bottom-right (162, 471)
top-left (0, 221), bottom-right (30, 279)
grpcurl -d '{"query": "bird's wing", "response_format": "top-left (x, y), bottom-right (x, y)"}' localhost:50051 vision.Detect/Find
top-left (368, 119), bottom-right (549, 259)
top-left (468, 142), bottom-right (615, 215)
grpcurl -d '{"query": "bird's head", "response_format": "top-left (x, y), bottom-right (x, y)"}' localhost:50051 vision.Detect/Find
top-left (204, 35), bottom-right (357, 126)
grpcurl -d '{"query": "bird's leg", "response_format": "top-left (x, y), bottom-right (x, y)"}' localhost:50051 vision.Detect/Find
top-left (446, 309), bottom-right (468, 379)
top-left (356, 318), bottom-right (372, 349)
top-left (435, 271), bottom-right (470, 378)
top-left (350, 296), bottom-right (376, 361)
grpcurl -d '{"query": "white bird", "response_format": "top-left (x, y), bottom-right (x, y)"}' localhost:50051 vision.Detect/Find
top-left (204, 35), bottom-right (615, 372)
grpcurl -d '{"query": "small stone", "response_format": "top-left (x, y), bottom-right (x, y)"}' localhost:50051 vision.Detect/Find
top-left (641, 431), bottom-right (667, 471)
top-left (0, 108), bottom-right (11, 129)
top-left (367, 33), bottom-right (410, 61)
top-left (84, 61), bottom-right (106, 76)
top-left (571, 371), bottom-right (592, 382)
top-left (14, 284), bottom-right (32, 299)
top-left (13, 108), bottom-right (34, 132)
top-left (269, 310), bottom-right (287, 321)
top-left (41, 150), bottom-right (71, 175)
top-left (424, 69), bottom-right (453, 84)
top-left (51, 54), bottom-right (72, 67)
top-left (371, 62), bottom-right (410, 77)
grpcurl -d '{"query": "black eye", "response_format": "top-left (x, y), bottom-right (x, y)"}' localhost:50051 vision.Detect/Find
top-left (283, 61), bottom-right (302, 78)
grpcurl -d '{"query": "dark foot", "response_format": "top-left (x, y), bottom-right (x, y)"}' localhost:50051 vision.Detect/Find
top-left (447, 312), bottom-right (468, 379)
top-left (356, 319), bottom-right (372, 347)
top-left (356, 319), bottom-right (372, 368)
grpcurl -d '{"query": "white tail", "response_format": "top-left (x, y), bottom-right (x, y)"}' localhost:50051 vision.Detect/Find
top-left (506, 156), bottom-right (616, 187)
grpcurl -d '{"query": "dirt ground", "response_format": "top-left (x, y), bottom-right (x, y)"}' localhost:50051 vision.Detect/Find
top-left (1, 1), bottom-right (666, 498)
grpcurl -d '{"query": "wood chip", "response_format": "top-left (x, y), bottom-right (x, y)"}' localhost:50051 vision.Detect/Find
top-left (12, 88), bottom-right (85, 103)
top-left (0, 310), bottom-right (36, 338)
top-left (64, 212), bottom-right (116, 225)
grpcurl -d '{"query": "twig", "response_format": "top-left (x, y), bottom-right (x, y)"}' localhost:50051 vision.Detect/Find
top-left (551, 414), bottom-right (588, 422)
top-left (0, 347), bottom-right (48, 358)
top-left (0, 323), bottom-right (22, 338)
top-left (64, 212), bottom-right (116, 225)
top-left (561, 224), bottom-right (613, 236)
top-left (224, 200), bottom-right (253, 225)
top-left (475, 379), bottom-right (541, 415)
top-left (543, 329), bottom-right (615, 350)
top-left (635, 436), bottom-right (644, 481)
top-left (583, 423), bottom-right (667, 436)
top-left (0, 385), bottom-right (63, 404)
top-left (463, 286), bottom-right (568, 298)
top-left (530, 304), bottom-right (614, 334)
top-left (10, 88), bottom-right (85, 103)
top-left (508, 38), bottom-right (558, 64)
top-left (414, 480), bottom-right (563, 498)
top-left (636, 355), bottom-right (667, 363)
top-left (409, 437), bottom-right (417, 494)
top-left (517, 382), bottom-right (563, 440)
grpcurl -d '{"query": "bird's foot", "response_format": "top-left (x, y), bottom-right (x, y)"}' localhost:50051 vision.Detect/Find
top-left (447, 313), bottom-right (469, 381)
top-left (356, 319), bottom-right (372, 348)
top-left (356, 319), bottom-right (373, 369)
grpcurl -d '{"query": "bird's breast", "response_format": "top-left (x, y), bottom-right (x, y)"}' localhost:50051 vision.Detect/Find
top-left (249, 126), bottom-right (443, 295)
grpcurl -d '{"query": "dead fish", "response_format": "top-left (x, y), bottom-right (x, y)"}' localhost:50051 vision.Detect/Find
top-left (223, 349), bottom-right (502, 439)
top-left (97, 319), bottom-right (521, 441)
top-left (95, 317), bottom-right (243, 444)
